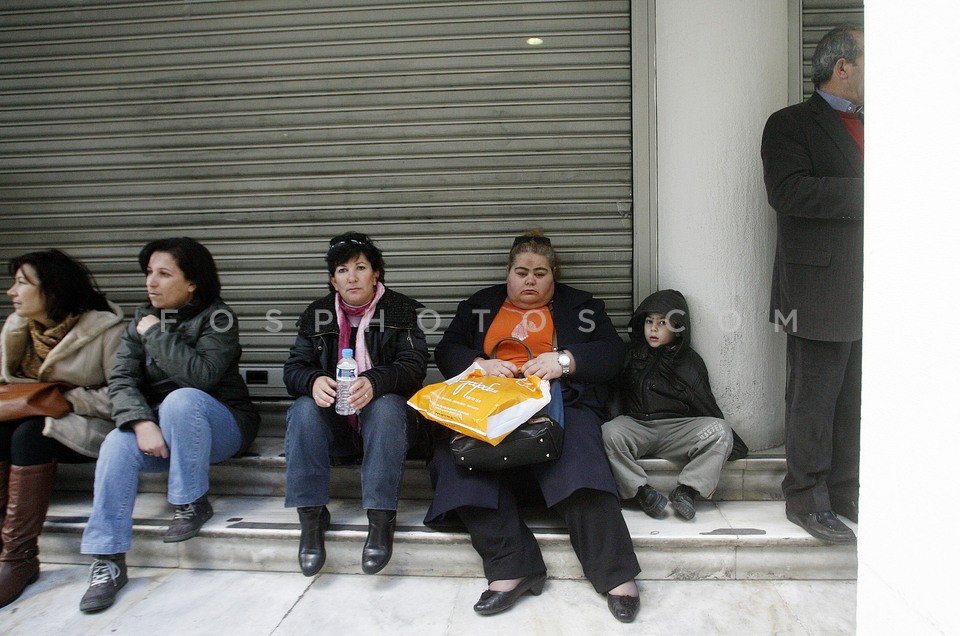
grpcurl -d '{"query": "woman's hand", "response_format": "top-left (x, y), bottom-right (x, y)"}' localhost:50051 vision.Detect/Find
top-left (520, 350), bottom-right (572, 381)
top-left (475, 357), bottom-right (520, 378)
top-left (348, 376), bottom-right (375, 410)
top-left (132, 420), bottom-right (169, 458)
top-left (136, 315), bottom-right (160, 336)
top-left (311, 376), bottom-right (337, 408)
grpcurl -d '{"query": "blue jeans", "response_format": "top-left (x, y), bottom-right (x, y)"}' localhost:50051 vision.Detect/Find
top-left (80, 388), bottom-right (242, 555)
top-left (284, 393), bottom-right (409, 510)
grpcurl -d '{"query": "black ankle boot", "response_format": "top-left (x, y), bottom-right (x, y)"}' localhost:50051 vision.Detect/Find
top-left (297, 506), bottom-right (330, 577)
top-left (361, 509), bottom-right (396, 574)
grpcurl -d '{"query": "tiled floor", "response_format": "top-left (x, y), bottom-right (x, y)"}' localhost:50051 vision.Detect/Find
top-left (2, 564), bottom-right (856, 635)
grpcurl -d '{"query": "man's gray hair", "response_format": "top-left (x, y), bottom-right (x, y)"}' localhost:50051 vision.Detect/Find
top-left (811, 24), bottom-right (864, 89)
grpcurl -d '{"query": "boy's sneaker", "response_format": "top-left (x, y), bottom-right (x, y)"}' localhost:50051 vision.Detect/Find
top-left (669, 484), bottom-right (698, 520)
top-left (634, 484), bottom-right (667, 518)
top-left (79, 554), bottom-right (127, 613)
top-left (163, 495), bottom-right (214, 543)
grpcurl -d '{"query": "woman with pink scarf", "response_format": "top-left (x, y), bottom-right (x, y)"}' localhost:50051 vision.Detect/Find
top-left (282, 232), bottom-right (428, 577)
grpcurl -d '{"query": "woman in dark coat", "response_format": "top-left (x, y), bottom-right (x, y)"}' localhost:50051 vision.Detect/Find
top-left (283, 232), bottom-right (427, 578)
top-left (426, 230), bottom-right (641, 623)
top-left (78, 237), bottom-right (259, 613)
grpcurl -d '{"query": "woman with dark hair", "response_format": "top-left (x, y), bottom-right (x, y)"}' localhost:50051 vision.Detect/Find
top-left (283, 231), bottom-right (427, 577)
top-left (425, 230), bottom-right (642, 623)
top-left (78, 237), bottom-right (259, 613)
top-left (1, 249), bottom-right (124, 608)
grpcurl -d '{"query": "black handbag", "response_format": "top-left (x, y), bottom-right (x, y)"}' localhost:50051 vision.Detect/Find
top-left (449, 337), bottom-right (565, 471)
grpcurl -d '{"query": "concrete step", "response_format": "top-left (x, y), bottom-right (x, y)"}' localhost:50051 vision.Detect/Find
top-left (55, 437), bottom-right (787, 501)
top-left (41, 493), bottom-right (855, 581)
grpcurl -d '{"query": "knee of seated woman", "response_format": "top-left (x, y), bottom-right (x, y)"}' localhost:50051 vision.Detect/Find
top-left (157, 387), bottom-right (210, 417)
top-left (287, 394), bottom-right (326, 421)
top-left (98, 426), bottom-right (140, 457)
top-left (361, 393), bottom-right (408, 418)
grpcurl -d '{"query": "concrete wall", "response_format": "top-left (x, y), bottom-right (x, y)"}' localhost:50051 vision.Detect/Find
top-left (655, 0), bottom-right (789, 450)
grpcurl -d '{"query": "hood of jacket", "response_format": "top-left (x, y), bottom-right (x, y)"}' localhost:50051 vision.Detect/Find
top-left (627, 289), bottom-right (691, 357)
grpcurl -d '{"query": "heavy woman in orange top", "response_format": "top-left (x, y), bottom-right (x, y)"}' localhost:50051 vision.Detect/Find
top-left (426, 230), bottom-right (642, 623)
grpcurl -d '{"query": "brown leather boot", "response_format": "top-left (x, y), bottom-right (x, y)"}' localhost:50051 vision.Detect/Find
top-left (0, 462), bottom-right (57, 608)
top-left (0, 461), bottom-right (10, 552)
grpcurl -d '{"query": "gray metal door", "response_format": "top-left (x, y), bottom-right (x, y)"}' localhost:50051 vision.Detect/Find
top-left (0, 1), bottom-right (637, 388)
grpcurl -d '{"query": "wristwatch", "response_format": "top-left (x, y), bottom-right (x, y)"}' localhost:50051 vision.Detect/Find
top-left (557, 350), bottom-right (571, 377)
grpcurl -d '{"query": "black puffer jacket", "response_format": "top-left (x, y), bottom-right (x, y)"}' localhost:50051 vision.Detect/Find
top-left (614, 289), bottom-right (747, 460)
top-left (283, 286), bottom-right (428, 400)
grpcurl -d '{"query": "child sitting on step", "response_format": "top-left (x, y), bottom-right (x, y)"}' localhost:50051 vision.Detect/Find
top-left (602, 289), bottom-right (747, 520)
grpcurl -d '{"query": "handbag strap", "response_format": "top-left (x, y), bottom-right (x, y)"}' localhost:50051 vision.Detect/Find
top-left (490, 337), bottom-right (564, 429)
top-left (490, 336), bottom-right (534, 362)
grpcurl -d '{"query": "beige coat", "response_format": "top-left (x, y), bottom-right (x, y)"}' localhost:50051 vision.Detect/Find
top-left (1, 302), bottom-right (124, 457)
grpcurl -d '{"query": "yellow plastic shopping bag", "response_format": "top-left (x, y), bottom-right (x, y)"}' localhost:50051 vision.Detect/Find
top-left (408, 362), bottom-right (550, 445)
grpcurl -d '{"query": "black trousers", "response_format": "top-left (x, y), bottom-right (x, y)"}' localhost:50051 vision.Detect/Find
top-left (0, 417), bottom-right (93, 466)
top-left (457, 486), bottom-right (641, 594)
top-left (782, 336), bottom-right (861, 514)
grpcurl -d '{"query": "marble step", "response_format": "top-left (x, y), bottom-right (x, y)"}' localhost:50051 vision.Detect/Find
top-left (55, 436), bottom-right (787, 501)
top-left (40, 493), bottom-right (855, 581)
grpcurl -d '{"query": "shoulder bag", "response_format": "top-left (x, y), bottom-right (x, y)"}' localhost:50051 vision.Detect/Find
top-left (449, 337), bottom-right (565, 471)
top-left (0, 382), bottom-right (72, 422)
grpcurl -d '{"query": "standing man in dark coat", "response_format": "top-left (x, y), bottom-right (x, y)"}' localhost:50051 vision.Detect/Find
top-left (761, 24), bottom-right (864, 544)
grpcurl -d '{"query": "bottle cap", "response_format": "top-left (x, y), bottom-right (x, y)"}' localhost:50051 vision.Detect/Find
top-left (342, 348), bottom-right (354, 357)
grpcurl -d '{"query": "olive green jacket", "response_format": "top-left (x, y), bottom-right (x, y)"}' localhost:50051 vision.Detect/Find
top-left (108, 300), bottom-right (259, 454)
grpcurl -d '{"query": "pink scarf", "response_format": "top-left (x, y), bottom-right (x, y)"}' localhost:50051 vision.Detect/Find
top-left (335, 281), bottom-right (386, 373)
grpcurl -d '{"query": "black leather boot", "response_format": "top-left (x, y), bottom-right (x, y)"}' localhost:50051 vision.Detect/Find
top-left (361, 509), bottom-right (396, 574)
top-left (297, 506), bottom-right (330, 577)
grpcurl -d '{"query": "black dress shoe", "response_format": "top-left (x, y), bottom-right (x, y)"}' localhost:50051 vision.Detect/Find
top-left (832, 499), bottom-right (858, 523)
top-left (473, 572), bottom-right (547, 616)
top-left (362, 509), bottom-right (397, 574)
top-left (607, 593), bottom-right (640, 623)
top-left (787, 510), bottom-right (856, 544)
top-left (297, 506), bottom-right (330, 577)
top-left (634, 484), bottom-right (667, 519)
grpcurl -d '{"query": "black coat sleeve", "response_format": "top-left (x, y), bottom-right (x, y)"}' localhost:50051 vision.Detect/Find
top-left (434, 299), bottom-right (487, 379)
top-left (108, 317), bottom-right (154, 427)
top-left (760, 107), bottom-right (864, 221)
top-left (283, 333), bottom-right (328, 398)
top-left (360, 324), bottom-right (428, 399)
top-left (681, 351), bottom-right (749, 460)
top-left (559, 296), bottom-right (625, 385)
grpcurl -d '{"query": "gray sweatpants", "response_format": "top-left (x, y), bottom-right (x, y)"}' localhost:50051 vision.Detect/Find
top-left (602, 415), bottom-right (734, 499)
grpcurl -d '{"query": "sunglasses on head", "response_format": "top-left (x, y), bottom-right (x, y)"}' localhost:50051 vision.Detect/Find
top-left (329, 238), bottom-right (368, 249)
top-left (511, 235), bottom-right (552, 248)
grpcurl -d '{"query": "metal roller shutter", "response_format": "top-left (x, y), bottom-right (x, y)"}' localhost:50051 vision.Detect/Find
top-left (801, 0), bottom-right (864, 98)
top-left (0, 0), bottom-right (636, 391)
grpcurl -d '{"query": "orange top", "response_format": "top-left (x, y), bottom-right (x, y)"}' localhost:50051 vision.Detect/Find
top-left (483, 302), bottom-right (555, 369)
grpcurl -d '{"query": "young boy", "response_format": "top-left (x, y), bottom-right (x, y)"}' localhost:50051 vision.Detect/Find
top-left (602, 289), bottom-right (747, 520)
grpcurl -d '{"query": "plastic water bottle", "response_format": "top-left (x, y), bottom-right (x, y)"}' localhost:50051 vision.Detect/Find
top-left (335, 348), bottom-right (359, 415)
